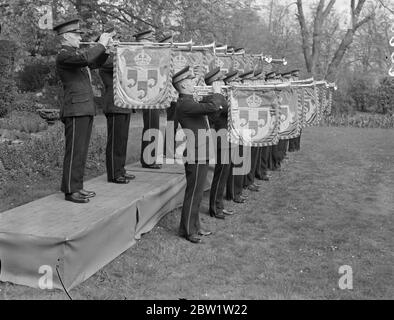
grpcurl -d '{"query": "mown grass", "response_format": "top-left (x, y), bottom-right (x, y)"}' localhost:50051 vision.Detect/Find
top-left (0, 126), bottom-right (393, 300)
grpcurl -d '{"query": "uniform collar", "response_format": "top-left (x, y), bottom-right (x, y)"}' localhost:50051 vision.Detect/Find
top-left (179, 93), bottom-right (194, 99)
top-left (61, 45), bottom-right (77, 51)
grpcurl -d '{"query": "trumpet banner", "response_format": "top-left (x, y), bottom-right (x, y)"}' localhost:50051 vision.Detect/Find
top-left (228, 87), bottom-right (280, 147)
top-left (172, 49), bottom-right (206, 73)
top-left (326, 87), bottom-right (333, 115)
top-left (204, 50), bottom-right (216, 73)
top-left (302, 85), bottom-right (321, 127)
top-left (316, 83), bottom-right (329, 118)
top-left (211, 55), bottom-right (233, 73)
top-left (276, 88), bottom-right (301, 139)
top-left (170, 49), bottom-right (209, 100)
top-left (114, 45), bottom-right (174, 109)
top-left (231, 55), bottom-right (255, 74)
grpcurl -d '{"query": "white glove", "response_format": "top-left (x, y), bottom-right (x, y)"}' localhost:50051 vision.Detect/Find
top-left (212, 81), bottom-right (222, 94)
top-left (98, 32), bottom-right (113, 48)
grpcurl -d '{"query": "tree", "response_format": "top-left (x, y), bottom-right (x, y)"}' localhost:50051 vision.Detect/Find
top-left (296, 0), bottom-right (375, 81)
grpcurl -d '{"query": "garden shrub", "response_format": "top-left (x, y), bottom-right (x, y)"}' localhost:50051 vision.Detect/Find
top-left (321, 113), bottom-right (394, 129)
top-left (0, 122), bottom-right (107, 187)
top-left (0, 78), bottom-right (18, 118)
top-left (16, 62), bottom-right (54, 92)
top-left (0, 111), bottom-right (48, 133)
top-left (376, 77), bottom-right (394, 115)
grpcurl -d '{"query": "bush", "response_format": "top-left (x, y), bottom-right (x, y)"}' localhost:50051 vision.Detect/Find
top-left (13, 92), bottom-right (40, 113)
top-left (0, 122), bottom-right (107, 187)
top-left (16, 61), bottom-right (56, 92)
top-left (331, 91), bottom-right (355, 115)
top-left (376, 77), bottom-right (394, 115)
top-left (0, 111), bottom-right (48, 134)
top-left (0, 78), bottom-right (18, 118)
top-left (336, 73), bottom-right (393, 115)
top-left (321, 113), bottom-right (394, 129)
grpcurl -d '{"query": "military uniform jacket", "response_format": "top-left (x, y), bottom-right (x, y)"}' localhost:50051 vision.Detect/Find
top-left (176, 93), bottom-right (222, 162)
top-left (56, 44), bottom-right (108, 118)
top-left (206, 93), bottom-right (229, 131)
top-left (99, 55), bottom-right (132, 114)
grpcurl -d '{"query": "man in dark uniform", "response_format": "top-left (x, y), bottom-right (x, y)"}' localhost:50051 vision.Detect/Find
top-left (98, 30), bottom-right (136, 184)
top-left (204, 68), bottom-right (234, 220)
top-left (159, 33), bottom-right (178, 160)
top-left (225, 71), bottom-right (248, 204)
top-left (238, 70), bottom-right (261, 193)
top-left (265, 71), bottom-right (282, 171)
top-left (288, 70), bottom-right (301, 152)
top-left (173, 66), bottom-right (223, 244)
top-left (271, 72), bottom-right (288, 171)
top-left (253, 69), bottom-right (271, 182)
top-left (134, 29), bottom-right (162, 169)
top-left (280, 71), bottom-right (293, 158)
top-left (54, 18), bottom-right (112, 203)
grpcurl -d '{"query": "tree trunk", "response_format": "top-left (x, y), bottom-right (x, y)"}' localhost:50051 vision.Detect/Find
top-left (326, 29), bottom-right (355, 81)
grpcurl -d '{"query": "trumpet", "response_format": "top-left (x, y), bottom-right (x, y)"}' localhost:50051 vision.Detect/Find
top-left (191, 42), bottom-right (216, 51)
top-left (216, 49), bottom-right (246, 57)
top-left (214, 44), bottom-right (228, 55)
top-left (270, 57), bottom-right (287, 65)
top-left (194, 85), bottom-right (230, 96)
top-left (80, 39), bottom-right (195, 48)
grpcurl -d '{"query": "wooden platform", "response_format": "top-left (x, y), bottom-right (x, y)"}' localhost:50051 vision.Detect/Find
top-left (0, 163), bottom-right (187, 290)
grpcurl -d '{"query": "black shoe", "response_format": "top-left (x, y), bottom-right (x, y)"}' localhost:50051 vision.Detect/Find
top-left (185, 234), bottom-right (202, 244)
top-left (142, 164), bottom-right (162, 169)
top-left (65, 192), bottom-right (90, 204)
top-left (79, 189), bottom-right (96, 198)
top-left (261, 175), bottom-right (270, 181)
top-left (109, 176), bottom-right (130, 184)
top-left (247, 185), bottom-right (260, 192)
top-left (198, 229), bottom-right (213, 236)
top-left (222, 209), bottom-right (235, 216)
top-left (233, 196), bottom-right (246, 204)
top-left (123, 173), bottom-right (136, 180)
top-left (209, 211), bottom-right (225, 220)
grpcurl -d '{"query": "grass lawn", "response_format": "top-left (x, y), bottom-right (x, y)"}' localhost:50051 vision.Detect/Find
top-left (0, 126), bottom-right (393, 299)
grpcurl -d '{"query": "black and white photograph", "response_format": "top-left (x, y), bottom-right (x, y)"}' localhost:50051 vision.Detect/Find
top-left (0, 0), bottom-right (393, 303)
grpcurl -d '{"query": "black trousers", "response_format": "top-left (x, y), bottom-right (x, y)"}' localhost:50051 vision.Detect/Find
top-left (140, 109), bottom-right (160, 166)
top-left (179, 163), bottom-right (209, 237)
top-left (226, 144), bottom-right (245, 200)
top-left (105, 113), bottom-right (131, 181)
top-left (295, 130), bottom-right (302, 151)
top-left (288, 138), bottom-right (296, 152)
top-left (271, 139), bottom-right (287, 169)
top-left (61, 116), bottom-right (93, 194)
top-left (256, 146), bottom-right (269, 179)
top-left (164, 102), bottom-right (178, 159)
top-left (243, 146), bottom-right (261, 187)
top-left (289, 130), bottom-right (302, 152)
top-left (267, 146), bottom-right (274, 170)
top-left (209, 147), bottom-right (231, 216)
top-left (283, 139), bottom-right (289, 156)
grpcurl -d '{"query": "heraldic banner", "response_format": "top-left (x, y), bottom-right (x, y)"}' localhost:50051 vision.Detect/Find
top-left (228, 86), bottom-right (280, 147)
top-left (114, 45), bottom-right (174, 109)
top-left (171, 49), bottom-right (212, 100)
top-left (212, 54), bottom-right (233, 73)
top-left (301, 85), bottom-right (320, 127)
top-left (276, 88), bottom-right (300, 140)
